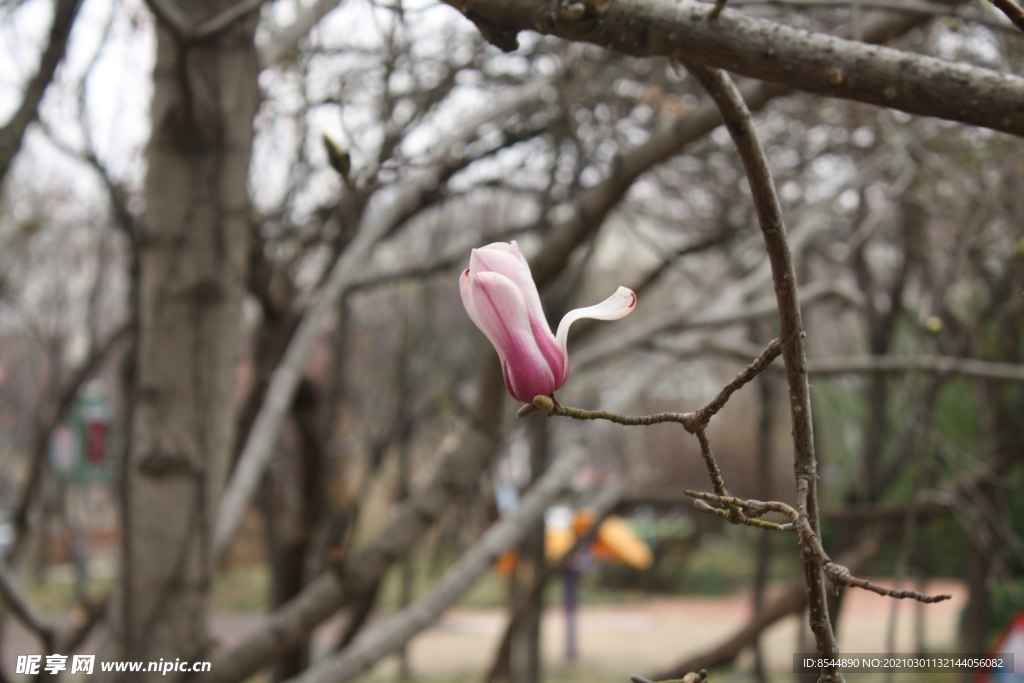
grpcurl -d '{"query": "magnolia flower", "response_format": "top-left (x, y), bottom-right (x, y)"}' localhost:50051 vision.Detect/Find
top-left (460, 241), bottom-right (637, 404)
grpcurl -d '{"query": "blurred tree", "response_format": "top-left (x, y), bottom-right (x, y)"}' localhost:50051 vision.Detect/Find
top-left (98, 1), bottom-right (259, 678)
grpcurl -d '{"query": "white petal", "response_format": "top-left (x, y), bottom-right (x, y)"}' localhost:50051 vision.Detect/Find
top-left (554, 286), bottom-right (637, 355)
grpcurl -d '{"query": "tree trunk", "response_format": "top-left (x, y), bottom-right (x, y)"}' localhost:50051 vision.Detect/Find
top-left (101, 4), bottom-right (259, 679)
top-left (510, 417), bottom-right (548, 683)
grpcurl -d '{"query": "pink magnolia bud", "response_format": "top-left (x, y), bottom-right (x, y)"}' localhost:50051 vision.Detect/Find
top-left (460, 241), bottom-right (637, 404)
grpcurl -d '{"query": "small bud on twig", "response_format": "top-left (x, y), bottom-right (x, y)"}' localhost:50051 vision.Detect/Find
top-left (532, 395), bottom-right (556, 413)
top-left (322, 132), bottom-right (351, 182)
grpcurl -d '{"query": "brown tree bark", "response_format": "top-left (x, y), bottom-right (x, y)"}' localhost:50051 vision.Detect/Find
top-left (100, 2), bottom-right (260, 679)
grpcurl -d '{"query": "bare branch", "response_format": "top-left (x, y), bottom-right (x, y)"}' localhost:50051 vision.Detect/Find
top-left (988, 0), bottom-right (1024, 33)
top-left (692, 499), bottom-right (795, 531)
top-left (691, 339), bottom-right (781, 426)
top-left (822, 563), bottom-right (951, 602)
top-left (442, 0), bottom-right (1024, 136)
top-left (532, 338), bottom-right (778, 430)
top-left (681, 60), bottom-right (840, 671)
top-left (0, 0), bottom-right (83, 187)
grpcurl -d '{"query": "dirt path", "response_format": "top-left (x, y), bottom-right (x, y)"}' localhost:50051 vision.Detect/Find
top-left (376, 579), bottom-right (966, 678)
top-left (0, 579), bottom-right (965, 679)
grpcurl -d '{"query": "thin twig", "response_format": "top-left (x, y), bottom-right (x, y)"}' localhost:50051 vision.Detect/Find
top-left (533, 340), bottom-right (778, 519)
top-left (531, 338), bottom-right (780, 433)
top-left (692, 338), bottom-right (780, 426)
top-left (822, 564), bottom-right (951, 603)
top-left (531, 395), bottom-right (691, 427)
top-left (685, 490), bottom-right (799, 519)
top-left (693, 430), bottom-right (728, 498)
top-left (683, 491), bottom-right (951, 604)
top-left (693, 500), bottom-right (794, 532)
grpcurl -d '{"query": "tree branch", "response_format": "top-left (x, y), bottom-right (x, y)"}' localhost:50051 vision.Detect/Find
top-left (442, 0), bottom-right (1024, 136)
top-left (988, 0), bottom-right (1024, 33)
top-left (681, 60), bottom-right (840, 675)
top-left (728, 0), bottom-right (1019, 33)
top-left (0, 0), bottom-right (83, 188)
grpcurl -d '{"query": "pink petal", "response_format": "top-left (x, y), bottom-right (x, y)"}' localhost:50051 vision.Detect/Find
top-left (469, 243), bottom-right (565, 382)
top-left (461, 270), bottom-right (562, 403)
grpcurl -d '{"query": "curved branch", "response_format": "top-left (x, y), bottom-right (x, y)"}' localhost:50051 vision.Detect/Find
top-left (681, 60), bottom-right (841, 671)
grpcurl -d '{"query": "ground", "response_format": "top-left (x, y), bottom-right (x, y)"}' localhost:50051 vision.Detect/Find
top-left (0, 579), bottom-right (965, 680)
